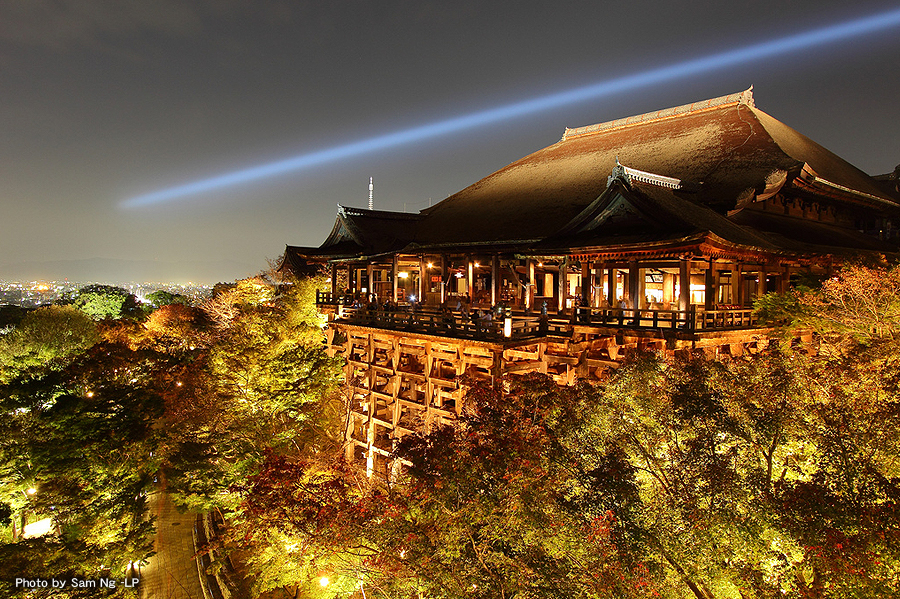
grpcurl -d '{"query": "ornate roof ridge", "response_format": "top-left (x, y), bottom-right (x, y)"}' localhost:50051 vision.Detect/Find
top-left (337, 204), bottom-right (423, 220)
top-left (561, 87), bottom-right (754, 141)
top-left (608, 161), bottom-right (682, 190)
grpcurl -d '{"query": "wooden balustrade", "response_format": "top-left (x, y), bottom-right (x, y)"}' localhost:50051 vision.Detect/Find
top-left (572, 306), bottom-right (758, 330)
top-left (317, 292), bottom-right (760, 337)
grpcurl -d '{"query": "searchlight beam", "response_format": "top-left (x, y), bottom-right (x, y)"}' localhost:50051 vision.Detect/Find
top-left (122, 7), bottom-right (900, 208)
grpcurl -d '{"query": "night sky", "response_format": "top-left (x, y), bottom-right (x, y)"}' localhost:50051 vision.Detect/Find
top-left (2, 0), bottom-right (899, 284)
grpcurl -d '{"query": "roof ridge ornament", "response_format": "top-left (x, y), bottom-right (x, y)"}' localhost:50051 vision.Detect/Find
top-left (608, 163), bottom-right (682, 190)
top-left (563, 87), bottom-right (755, 141)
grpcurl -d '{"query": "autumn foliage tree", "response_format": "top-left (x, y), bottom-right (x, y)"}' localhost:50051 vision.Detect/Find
top-left (232, 264), bottom-right (900, 599)
top-left (158, 276), bottom-right (343, 513)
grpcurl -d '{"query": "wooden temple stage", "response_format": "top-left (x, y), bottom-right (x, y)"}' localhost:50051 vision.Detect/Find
top-left (283, 89), bottom-right (900, 476)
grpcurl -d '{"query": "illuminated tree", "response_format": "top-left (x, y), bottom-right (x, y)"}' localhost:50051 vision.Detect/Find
top-left (67, 284), bottom-right (140, 320)
top-left (160, 276), bottom-right (342, 513)
top-left (145, 289), bottom-right (191, 308)
top-left (0, 305), bottom-right (99, 382)
top-left (0, 336), bottom-right (165, 588)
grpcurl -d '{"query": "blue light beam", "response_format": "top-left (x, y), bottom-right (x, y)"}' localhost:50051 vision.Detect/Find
top-left (122, 7), bottom-right (900, 208)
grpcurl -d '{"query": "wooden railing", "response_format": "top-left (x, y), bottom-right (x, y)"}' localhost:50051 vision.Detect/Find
top-left (332, 305), bottom-right (570, 341)
top-left (572, 306), bottom-right (758, 330)
top-left (317, 292), bottom-right (760, 337)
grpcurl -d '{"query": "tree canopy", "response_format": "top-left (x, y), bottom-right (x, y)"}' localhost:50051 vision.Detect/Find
top-left (67, 284), bottom-right (140, 320)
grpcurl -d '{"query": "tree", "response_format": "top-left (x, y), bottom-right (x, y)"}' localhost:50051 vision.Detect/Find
top-left (0, 305), bottom-right (99, 382)
top-left (0, 322), bottom-right (168, 590)
top-left (145, 289), bottom-right (191, 309)
top-left (160, 276), bottom-right (342, 513)
top-left (233, 374), bottom-right (662, 599)
top-left (68, 284), bottom-right (140, 320)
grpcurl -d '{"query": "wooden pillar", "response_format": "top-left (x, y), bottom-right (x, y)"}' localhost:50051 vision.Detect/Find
top-left (593, 261), bottom-right (604, 307)
top-left (704, 259), bottom-right (715, 310)
top-left (778, 266), bottom-right (788, 294)
top-left (558, 257), bottom-right (569, 313)
top-left (418, 255), bottom-right (426, 303)
top-left (758, 264), bottom-right (767, 298)
top-left (366, 263), bottom-right (374, 300)
top-left (440, 254), bottom-right (447, 304)
top-left (628, 261), bottom-right (639, 309)
top-left (678, 258), bottom-right (689, 312)
top-left (526, 259), bottom-right (535, 311)
top-left (366, 334), bottom-right (376, 478)
top-left (330, 263), bottom-right (338, 297)
top-left (491, 254), bottom-right (500, 306)
top-left (392, 254), bottom-right (399, 302)
top-left (732, 263), bottom-right (743, 307)
top-left (467, 256), bottom-right (474, 302)
top-left (582, 263), bottom-right (590, 307)
top-left (607, 265), bottom-right (616, 307)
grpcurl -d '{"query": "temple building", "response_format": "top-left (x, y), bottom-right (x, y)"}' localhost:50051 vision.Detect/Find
top-left (281, 88), bottom-right (900, 476)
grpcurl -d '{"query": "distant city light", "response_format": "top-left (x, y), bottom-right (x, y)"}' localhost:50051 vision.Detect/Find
top-left (121, 7), bottom-right (900, 209)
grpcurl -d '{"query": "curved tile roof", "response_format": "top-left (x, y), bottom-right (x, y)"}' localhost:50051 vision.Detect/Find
top-left (412, 88), bottom-right (898, 246)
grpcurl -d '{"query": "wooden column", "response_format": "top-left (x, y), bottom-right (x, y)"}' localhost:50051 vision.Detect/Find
top-left (628, 261), bottom-right (639, 309)
top-left (732, 263), bottom-right (743, 307)
top-left (440, 254), bottom-right (447, 304)
top-left (594, 261), bottom-right (604, 307)
top-left (491, 254), bottom-right (500, 306)
top-left (558, 257), bottom-right (568, 313)
top-left (580, 261), bottom-right (590, 306)
top-left (758, 264), bottom-right (767, 299)
top-left (418, 255), bottom-right (426, 303)
top-left (704, 259), bottom-right (715, 310)
top-left (392, 254), bottom-right (399, 302)
top-left (330, 263), bottom-right (338, 297)
top-left (366, 263), bottom-right (374, 300)
top-left (607, 265), bottom-right (616, 307)
top-left (526, 259), bottom-right (535, 312)
top-left (467, 256), bottom-right (474, 302)
top-left (778, 266), bottom-right (788, 294)
top-left (678, 258), bottom-right (690, 312)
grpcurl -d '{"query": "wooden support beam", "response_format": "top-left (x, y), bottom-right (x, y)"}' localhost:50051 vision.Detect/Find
top-left (679, 258), bottom-right (689, 312)
top-left (628, 261), bottom-right (639, 309)
top-left (392, 254), bottom-right (399, 303)
top-left (418, 255), bottom-right (426, 304)
top-left (581, 261), bottom-right (590, 306)
top-left (607, 264), bottom-right (616, 307)
top-left (705, 259), bottom-right (715, 310)
top-left (467, 255), bottom-right (474, 302)
top-left (492, 254), bottom-right (500, 306)
top-left (558, 257), bottom-right (568, 313)
top-left (440, 254), bottom-right (447, 304)
top-left (330, 263), bottom-right (338, 297)
top-left (526, 259), bottom-right (535, 312)
top-left (759, 265), bottom-right (767, 298)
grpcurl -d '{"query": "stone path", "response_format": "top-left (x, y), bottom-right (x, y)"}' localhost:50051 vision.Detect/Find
top-left (138, 489), bottom-right (207, 599)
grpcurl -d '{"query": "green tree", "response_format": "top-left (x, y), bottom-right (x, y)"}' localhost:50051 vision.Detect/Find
top-left (68, 285), bottom-right (140, 320)
top-left (145, 289), bottom-right (191, 308)
top-left (161, 277), bottom-right (342, 513)
top-left (0, 305), bottom-right (99, 382)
